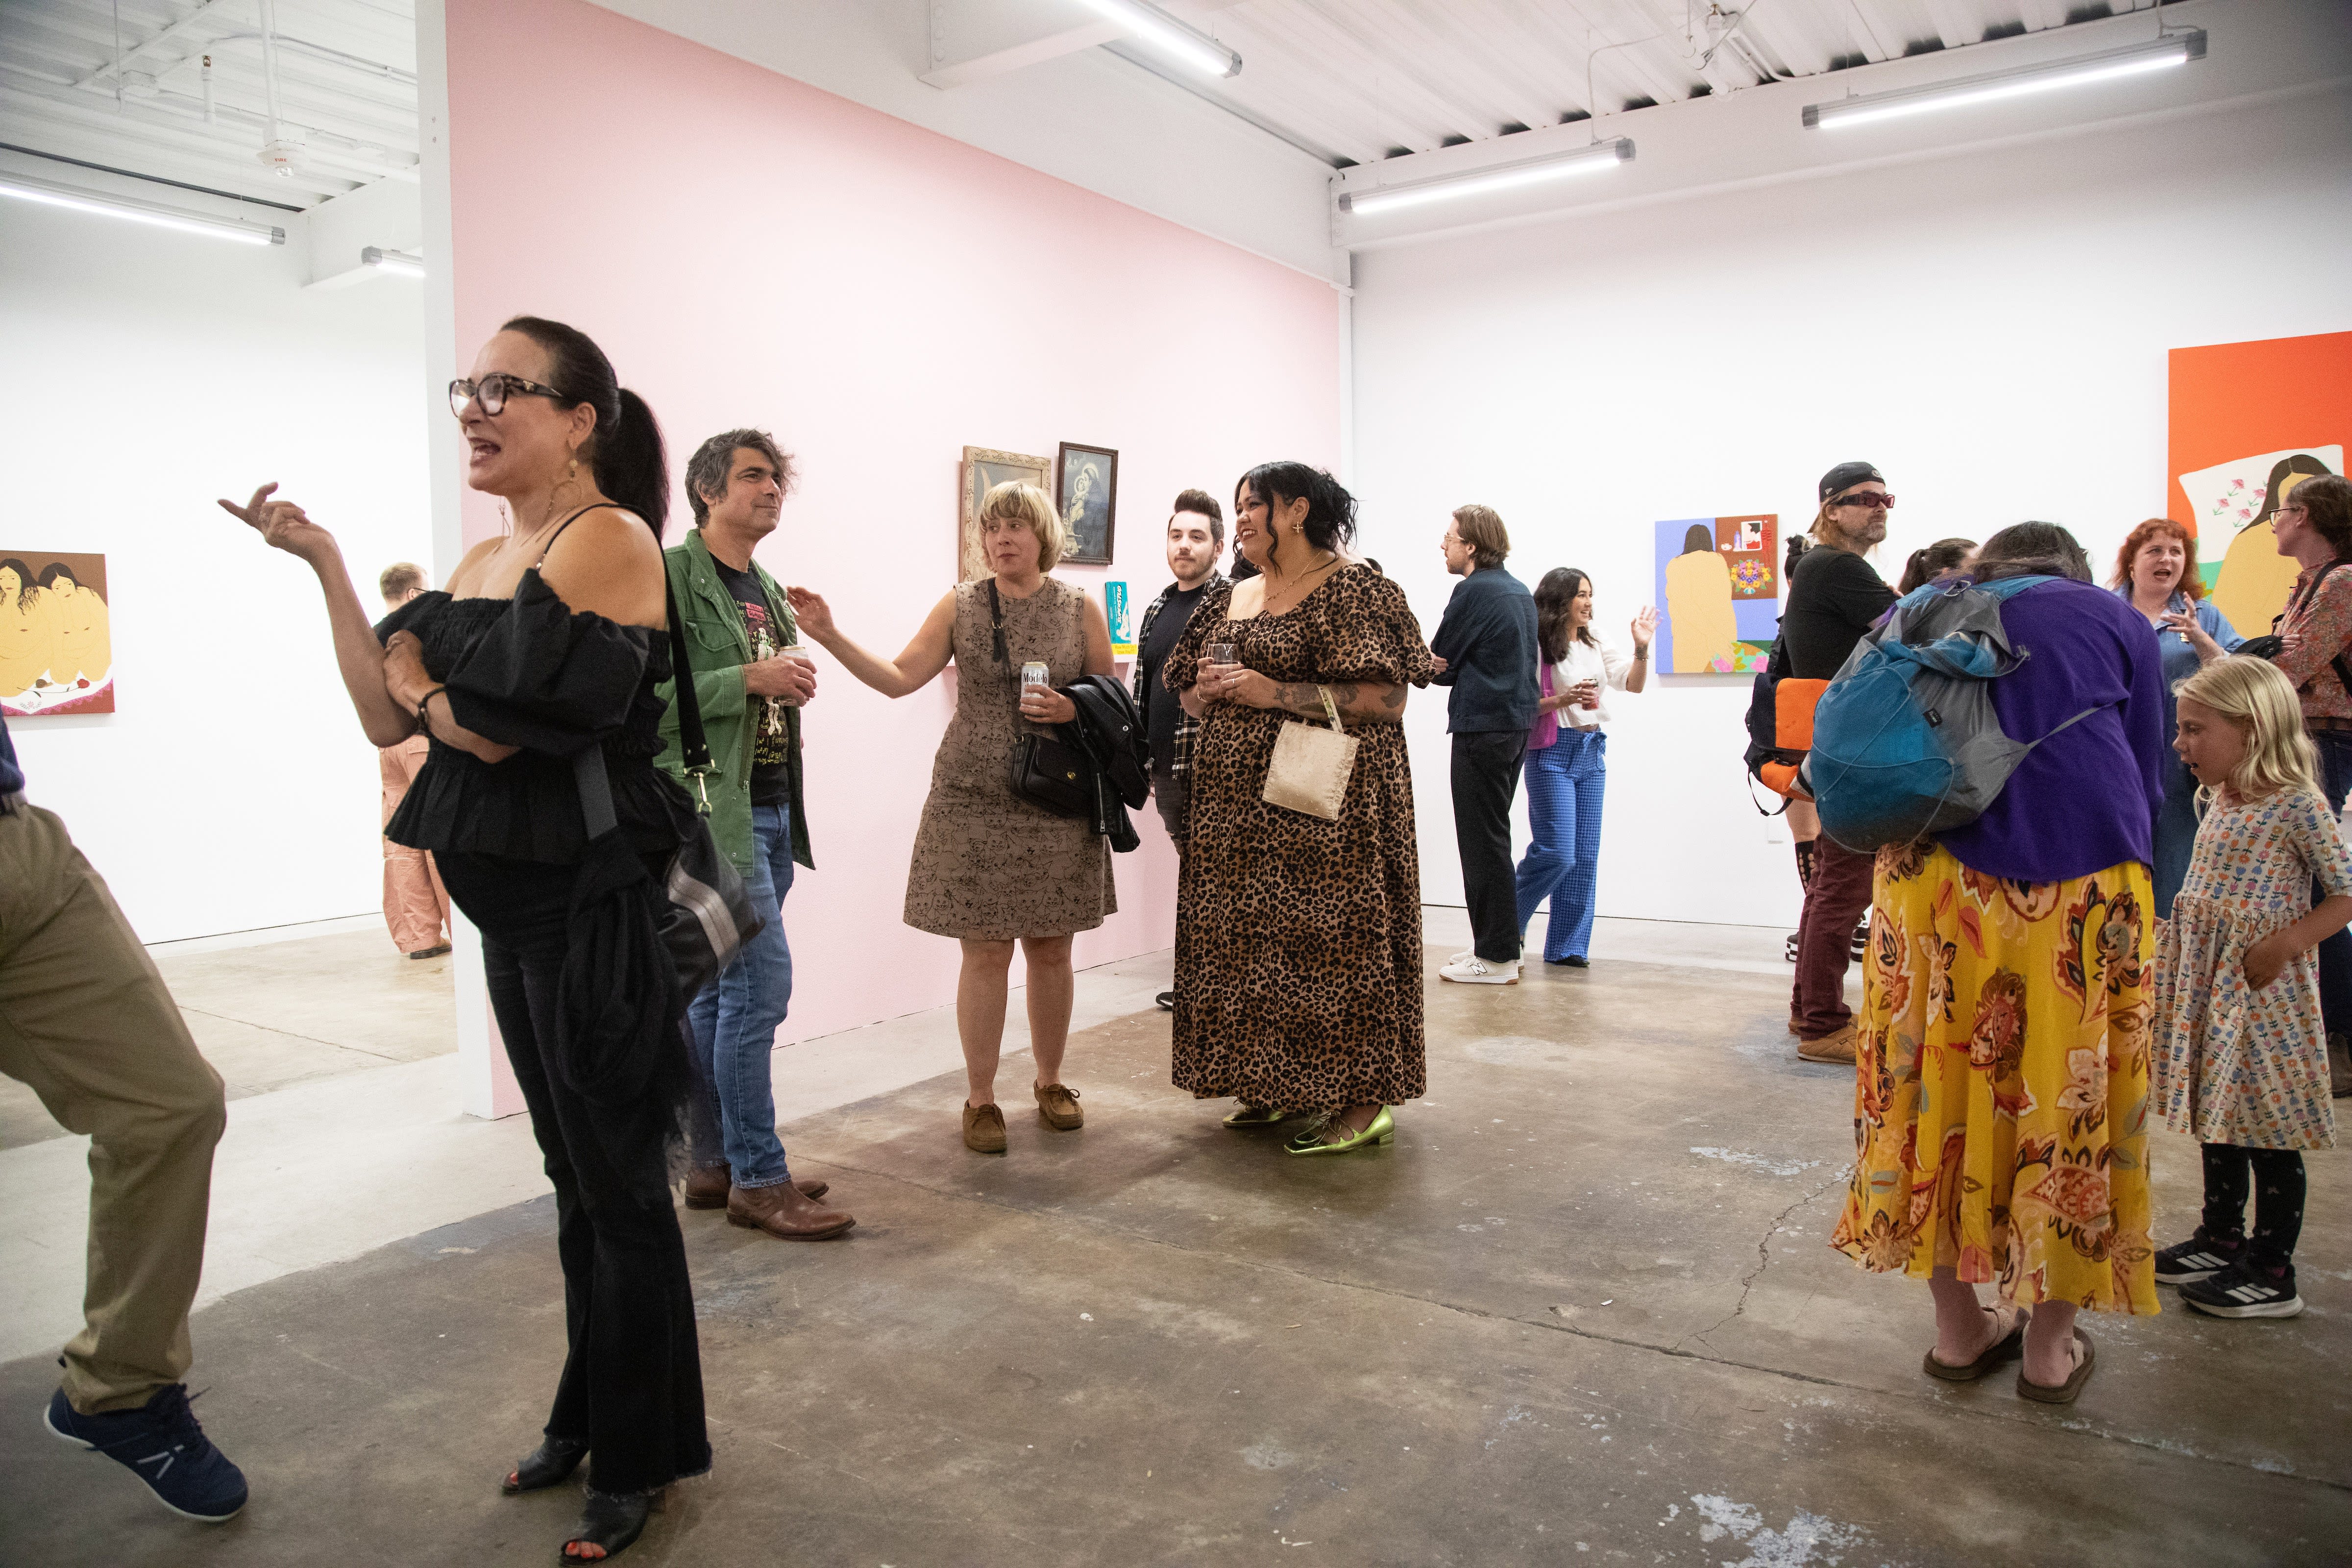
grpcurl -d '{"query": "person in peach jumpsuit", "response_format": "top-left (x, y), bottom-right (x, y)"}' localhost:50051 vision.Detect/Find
top-left (377, 564), bottom-right (450, 958)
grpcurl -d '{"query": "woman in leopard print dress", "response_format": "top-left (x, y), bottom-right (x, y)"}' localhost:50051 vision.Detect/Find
top-left (1166, 464), bottom-right (1435, 1154)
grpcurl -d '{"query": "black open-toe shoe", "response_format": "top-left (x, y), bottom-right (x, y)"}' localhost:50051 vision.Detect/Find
top-left (502, 1436), bottom-right (588, 1495)
top-left (561, 1490), bottom-right (654, 1563)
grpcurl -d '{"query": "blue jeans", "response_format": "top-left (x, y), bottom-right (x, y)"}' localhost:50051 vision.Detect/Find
top-left (684, 804), bottom-right (795, 1189)
top-left (1512, 729), bottom-right (1606, 962)
top-left (2313, 732), bottom-right (2352, 1039)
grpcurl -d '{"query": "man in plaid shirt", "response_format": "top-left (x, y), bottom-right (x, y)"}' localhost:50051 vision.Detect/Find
top-left (1132, 490), bottom-right (1226, 1008)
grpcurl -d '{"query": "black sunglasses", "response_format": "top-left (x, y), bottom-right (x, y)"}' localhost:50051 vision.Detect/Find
top-left (1833, 490), bottom-right (1895, 510)
top-left (448, 372), bottom-right (569, 418)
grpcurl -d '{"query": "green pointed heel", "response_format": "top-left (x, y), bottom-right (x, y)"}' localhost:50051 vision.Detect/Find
top-left (1223, 1103), bottom-right (1294, 1128)
top-left (1284, 1106), bottom-right (1395, 1156)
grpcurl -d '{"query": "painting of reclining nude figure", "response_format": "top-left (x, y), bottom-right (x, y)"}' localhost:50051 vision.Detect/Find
top-left (0, 551), bottom-right (113, 716)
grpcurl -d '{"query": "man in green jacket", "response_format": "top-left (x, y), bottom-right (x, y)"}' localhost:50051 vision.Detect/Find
top-left (658, 429), bottom-right (852, 1241)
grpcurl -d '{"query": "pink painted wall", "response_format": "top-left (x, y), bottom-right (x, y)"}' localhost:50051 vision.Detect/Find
top-left (445, 0), bottom-right (1343, 1043)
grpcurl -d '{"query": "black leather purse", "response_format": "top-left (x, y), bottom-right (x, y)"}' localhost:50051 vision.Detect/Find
top-left (988, 579), bottom-right (1093, 820)
top-left (572, 576), bottom-right (766, 1001)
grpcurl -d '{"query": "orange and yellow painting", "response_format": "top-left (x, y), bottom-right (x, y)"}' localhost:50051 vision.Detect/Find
top-left (2169, 332), bottom-right (2352, 637)
top-left (0, 551), bottom-right (113, 716)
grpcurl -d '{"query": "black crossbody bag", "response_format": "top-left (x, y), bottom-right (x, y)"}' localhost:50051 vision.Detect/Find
top-left (572, 575), bottom-right (765, 1000)
top-left (987, 578), bottom-right (1093, 819)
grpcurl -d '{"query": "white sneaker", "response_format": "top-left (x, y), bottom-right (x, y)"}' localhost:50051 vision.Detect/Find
top-left (1447, 947), bottom-right (1474, 963)
top-left (1440, 955), bottom-right (1520, 985)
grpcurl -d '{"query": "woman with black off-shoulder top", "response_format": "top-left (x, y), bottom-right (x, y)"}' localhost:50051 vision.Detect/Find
top-left (220, 317), bottom-right (702, 1563)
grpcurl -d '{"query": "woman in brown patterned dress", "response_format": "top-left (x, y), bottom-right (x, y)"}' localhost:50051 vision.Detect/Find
top-left (1167, 463), bottom-right (1435, 1155)
top-left (788, 483), bottom-right (1114, 1153)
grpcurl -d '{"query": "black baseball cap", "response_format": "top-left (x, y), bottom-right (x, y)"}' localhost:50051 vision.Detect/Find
top-left (1818, 462), bottom-right (1884, 502)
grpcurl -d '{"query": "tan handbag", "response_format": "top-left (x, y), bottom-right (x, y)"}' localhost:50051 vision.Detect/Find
top-left (1262, 685), bottom-right (1358, 821)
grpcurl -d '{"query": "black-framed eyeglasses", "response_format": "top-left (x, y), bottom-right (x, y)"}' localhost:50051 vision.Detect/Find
top-left (448, 372), bottom-right (569, 418)
top-left (1834, 491), bottom-right (1896, 510)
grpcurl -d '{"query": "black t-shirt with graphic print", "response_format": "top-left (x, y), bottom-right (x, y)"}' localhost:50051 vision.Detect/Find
top-left (712, 558), bottom-right (792, 808)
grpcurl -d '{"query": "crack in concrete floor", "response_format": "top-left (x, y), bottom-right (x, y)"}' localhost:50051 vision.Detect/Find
top-left (792, 1150), bottom-right (2352, 1499)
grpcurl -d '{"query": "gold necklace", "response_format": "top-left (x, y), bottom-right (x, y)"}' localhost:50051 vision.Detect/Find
top-left (1260, 551), bottom-right (1339, 616)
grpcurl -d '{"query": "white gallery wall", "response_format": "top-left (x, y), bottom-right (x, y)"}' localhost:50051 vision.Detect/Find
top-left (0, 167), bottom-right (431, 942)
top-left (1352, 70), bottom-right (2352, 931)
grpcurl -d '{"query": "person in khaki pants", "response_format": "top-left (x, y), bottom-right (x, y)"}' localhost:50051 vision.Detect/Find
top-left (0, 715), bottom-right (248, 1521)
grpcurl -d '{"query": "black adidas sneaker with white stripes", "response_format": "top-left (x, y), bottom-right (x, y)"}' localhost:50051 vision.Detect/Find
top-left (2153, 1231), bottom-right (2244, 1286)
top-left (2179, 1260), bottom-right (2303, 1319)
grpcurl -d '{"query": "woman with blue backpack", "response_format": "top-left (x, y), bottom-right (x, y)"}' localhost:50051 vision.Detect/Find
top-left (1827, 522), bottom-right (2168, 1405)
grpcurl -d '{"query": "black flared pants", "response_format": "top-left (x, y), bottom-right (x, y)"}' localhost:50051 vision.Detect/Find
top-left (440, 852), bottom-right (710, 1497)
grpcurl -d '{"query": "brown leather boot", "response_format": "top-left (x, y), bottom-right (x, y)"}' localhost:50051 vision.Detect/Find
top-left (685, 1163), bottom-right (828, 1207)
top-left (963, 1102), bottom-right (1008, 1152)
top-left (726, 1179), bottom-right (855, 1241)
top-left (1034, 1083), bottom-right (1083, 1130)
top-left (1797, 1023), bottom-right (1858, 1064)
top-left (683, 1164), bottom-right (731, 1210)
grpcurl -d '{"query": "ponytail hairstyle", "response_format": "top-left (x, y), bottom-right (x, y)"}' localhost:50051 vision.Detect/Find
top-left (1238, 462), bottom-right (1356, 571)
top-left (1534, 567), bottom-right (1595, 663)
top-left (1897, 537), bottom-right (1978, 594)
top-left (499, 316), bottom-right (669, 538)
top-left (2175, 656), bottom-right (2321, 806)
top-left (1783, 531), bottom-right (1811, 582)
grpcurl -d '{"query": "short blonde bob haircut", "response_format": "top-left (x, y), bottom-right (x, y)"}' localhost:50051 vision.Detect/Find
top-left (980, 480), bottom-right (1066, 573)
top-left (2175, 655), bottom-right (2320, 805)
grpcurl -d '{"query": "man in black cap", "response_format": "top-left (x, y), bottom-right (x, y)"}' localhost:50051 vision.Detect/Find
top-left (1784, 462), bottom-right (1898, 1063)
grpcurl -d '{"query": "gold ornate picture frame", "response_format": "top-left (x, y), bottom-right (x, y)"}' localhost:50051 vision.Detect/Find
top-left (959, 446), bottom-right (1052, 580)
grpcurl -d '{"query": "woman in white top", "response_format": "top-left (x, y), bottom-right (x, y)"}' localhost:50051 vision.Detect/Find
top-left (1510, 568), bottom-right (1656, 966)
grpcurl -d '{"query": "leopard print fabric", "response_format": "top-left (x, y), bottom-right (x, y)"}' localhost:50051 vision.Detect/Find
top-left (1164, 564), bottom-right (1436, 1110)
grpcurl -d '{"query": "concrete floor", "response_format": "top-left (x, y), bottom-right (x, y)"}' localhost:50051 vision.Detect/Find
top-left (2, 920), bottom-right (2347, 1566)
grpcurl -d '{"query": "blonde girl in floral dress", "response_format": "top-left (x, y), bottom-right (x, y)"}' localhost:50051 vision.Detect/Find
top-left (1831, 524), bottom-right (2170, 1406)
top-left (2149, 657), bottom-right (2352, 1320)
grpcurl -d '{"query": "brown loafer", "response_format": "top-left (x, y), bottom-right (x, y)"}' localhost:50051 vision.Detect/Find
top-left (685, 1163), bottom-right (827, 1207)
top-left (1796, 1023), bottom-right (1858, 1064)
top-left (726, 1178), bottom-right (854, 1241)
top-left (1034, 1082), bottom-right (1083, 1130)
top-left (963, 1101), bottom-right (1008, 1153)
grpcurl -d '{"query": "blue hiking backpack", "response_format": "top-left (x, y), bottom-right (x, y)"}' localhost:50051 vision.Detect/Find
top-left (1802, 575), bottom-right (2109, 851)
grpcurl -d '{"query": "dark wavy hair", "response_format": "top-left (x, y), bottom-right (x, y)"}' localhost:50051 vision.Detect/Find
top-left (684, 427), bottom-right (795, 528)
top-left (499, 316), bottom-right (669, 538)
top-left (1238, 462), bottom-right (1356, 570)
top-left (0, 558), bottom-right (34, 612)
top-left (1534, 567), bottom-right (1595, 663)
top-left (1973, 521), bottom-right (2092, 584)
top-left (2291, 473), bottom-right (2352, 557)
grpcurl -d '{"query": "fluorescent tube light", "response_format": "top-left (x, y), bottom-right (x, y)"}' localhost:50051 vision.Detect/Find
top-left (1076, 0), bottom-right (1240, 79)
top-left (1339, 139), bottom-right (1634, 218)
top-left (1804, 30), bottom-right (2203, 130)
top-left (0, 173), bottom-right (284, 245)
top-left (362, 245), bottom-right (425, 277)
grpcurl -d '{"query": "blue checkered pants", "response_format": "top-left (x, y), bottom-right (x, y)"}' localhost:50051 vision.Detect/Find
top-left (1512, 729), bottom-right (1606, 963)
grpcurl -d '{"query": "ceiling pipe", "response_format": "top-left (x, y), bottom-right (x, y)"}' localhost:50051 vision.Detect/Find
top-left (73, 0), bottom-right (238, 90)
top-left (173, 34), bottom-right (420, 88)
top-left (201, 54), bottom-right (214, 122)
top-left (253, 0), bottom-right (304, 178)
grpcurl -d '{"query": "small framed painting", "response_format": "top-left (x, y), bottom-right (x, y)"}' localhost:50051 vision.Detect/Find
top-left (960, 446), bottom-right (1052, 581)
top-left (1104, 581), bottom-right (1136, 657)
top-left (1, 551), bottom-right (113, 716)
top-left (1056, 442), bottom-right (1118, 566)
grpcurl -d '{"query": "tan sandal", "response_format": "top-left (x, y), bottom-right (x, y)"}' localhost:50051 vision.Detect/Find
top-left (1922, 1304), bottom-right (2029, 1382)
top-left (2016, 1328), bottom-right (2096, 1404)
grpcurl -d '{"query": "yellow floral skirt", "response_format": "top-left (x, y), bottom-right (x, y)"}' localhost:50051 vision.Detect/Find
top-left (1829, 842), bottom-right (2159, 1314)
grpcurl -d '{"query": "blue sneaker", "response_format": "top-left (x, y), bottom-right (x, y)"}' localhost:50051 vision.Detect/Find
top-left (44, 1383), bottom-right (248, 1521)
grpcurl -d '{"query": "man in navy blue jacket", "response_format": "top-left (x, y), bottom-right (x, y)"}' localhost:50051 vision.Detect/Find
top-left (1429, 506), bottom-right (1541, 984)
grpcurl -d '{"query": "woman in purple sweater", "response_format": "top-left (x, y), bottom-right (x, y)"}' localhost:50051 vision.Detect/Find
top-left (1831, 522), bottom-right (2168, 1405)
